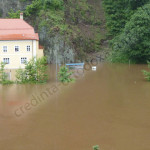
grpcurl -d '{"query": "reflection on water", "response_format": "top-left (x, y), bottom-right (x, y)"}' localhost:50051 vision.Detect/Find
top-left (0, 64), bottom-right (150, 150)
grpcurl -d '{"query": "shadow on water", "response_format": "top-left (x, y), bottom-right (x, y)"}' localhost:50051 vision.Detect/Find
top-left (0, 64), bottom-right (150, 150)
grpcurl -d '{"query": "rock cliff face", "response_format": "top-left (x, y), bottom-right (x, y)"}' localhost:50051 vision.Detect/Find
top-left (0, 0), bottom-right (106, 64)
top-left (0, 0), bottom-right (76, 64)
top-left (39, 31), bottom-right (75, 64)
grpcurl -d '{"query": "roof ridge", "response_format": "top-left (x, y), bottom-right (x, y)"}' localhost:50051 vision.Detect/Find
top-left (0, 28), bottom-right (33, 30)
top-left (0, 18), bottom-right (21, 19)
top-left (0, 33), bottom-right (39, 41)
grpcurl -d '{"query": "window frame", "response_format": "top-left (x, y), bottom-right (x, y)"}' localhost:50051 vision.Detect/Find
top-left (3, 58), bottom-right (10, 64)
top-left (26, 45), bottom-right (31, 52)
top-left (14, 46), bottom-right (20, 52)
top-left (3, 46), bottom-right (8, 52)
top-left (21, 57), bottom-right (27, 64)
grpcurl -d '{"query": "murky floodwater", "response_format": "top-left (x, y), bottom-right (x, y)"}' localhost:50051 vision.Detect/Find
top-left (0, 64), bottom-right (150, 150)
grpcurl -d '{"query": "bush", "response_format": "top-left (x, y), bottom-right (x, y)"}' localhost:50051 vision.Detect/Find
top-left (24, 0), bottom-right (42, 16)
top-left (58, 66), bottom-right (75, 83)
top-left (142, 61), bottom-right (150, 81)
top-left (16, 57), bottom-right (48, 84)
top-left (16, 69), bottom-right (27, 84)
top-left (36, 56), bottom-right (48, 83)
top-left (1, 80), bottom-right (14, 85)
top-left (0, 62), bottom-right (8, 82)
top-left (43, 0), bottom-right (64, 10)
top-left (93, 145), bottom-right (100, 150)
top-left (7, 9), bottom-right (21, 18)
top-left (0, 62), bottom-right (14, 84)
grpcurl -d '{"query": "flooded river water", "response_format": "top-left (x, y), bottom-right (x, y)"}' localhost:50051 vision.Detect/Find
top-left (0, 64), bottom-right (150, 150)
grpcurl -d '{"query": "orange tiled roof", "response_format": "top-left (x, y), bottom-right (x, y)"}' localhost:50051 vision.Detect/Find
top-left (0, 19), bottom-right (39, 41)
top-left (0, 34), bottom-right (39, 41)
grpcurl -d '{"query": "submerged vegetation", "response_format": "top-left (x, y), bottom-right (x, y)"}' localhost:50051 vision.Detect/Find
top-left (0, 62), bottom-right (14, 85)
top-left (142, 61), bottom-right (150, 81)
top-left (93, 145), bottom-right (100, 150)
top-left (58, 66), bottom-right (75, 83)
top-left (16, 56), bottom-right (48, 84)
top-left (0, 57), bottom-right (48, 85)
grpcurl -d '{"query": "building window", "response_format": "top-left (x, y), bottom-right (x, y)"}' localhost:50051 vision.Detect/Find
top-left (27, 45), bottom-right (31, 52)
top-left (15, 46), bottom-right (19, 52)
top-left (21, 57), bottom-right (27, 64)
top-left (3, 46), bottom-right (7, 52)
top-left (3, 58), bottom-right (10, 64)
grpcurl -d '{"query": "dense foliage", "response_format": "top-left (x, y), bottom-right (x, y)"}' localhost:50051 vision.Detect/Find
top-left (93, 145), bottom-right (100, 150)
top-left (103, 0), bottom-right (150, 63)
top-left (110, 3), bottom-right (150, 63)
top-left (7, 0), bottom-right (103, 59)
top-left (7, 0), bottom-right (150, 63)
top-left (103, 0), bottom-right (149, 36)
top-left (0, 62), bottom-right (14, 84)
top-left (142, 61), bottom-right (150, 81)
top-left (58, 66), bottom-right (74, 83)
top-left (16, 57), bottom-right (48, 83)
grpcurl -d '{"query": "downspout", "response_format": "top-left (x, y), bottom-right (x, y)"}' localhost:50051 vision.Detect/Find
top-left (32, 40), bottom-right (33, 58)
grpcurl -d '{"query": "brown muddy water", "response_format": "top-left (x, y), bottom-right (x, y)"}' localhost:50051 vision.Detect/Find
top-left (0, 64), bottom-right (150, 150)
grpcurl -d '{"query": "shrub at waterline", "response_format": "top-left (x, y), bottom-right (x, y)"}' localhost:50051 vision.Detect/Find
top-left (93, 145), bottom-right (100, 150)
top-left (142, 61), bottom-right (150, 81)
top-left (58, 66), bottom-right (75, 83)
top-left (16, 56), bottom-right (48, 84)
top-left (0, 62), bottom-right (14, 84)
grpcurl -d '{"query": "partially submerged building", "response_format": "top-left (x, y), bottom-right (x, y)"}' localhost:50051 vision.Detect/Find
top-left (0, 13), bottom-right (43, 80)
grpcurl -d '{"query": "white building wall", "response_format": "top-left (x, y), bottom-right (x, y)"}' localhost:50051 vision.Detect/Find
top-left (33, 40), bottom-right (37, 60)
top-left (0, 40), bottom-right (34, 69)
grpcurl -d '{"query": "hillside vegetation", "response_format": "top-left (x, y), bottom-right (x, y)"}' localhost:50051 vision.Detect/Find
top-left (3, 0), bottom-right (150, 63)
top-left (103, 0), bottom-right (150, 63)
top-left (7, 0), bottom-right (104, 62)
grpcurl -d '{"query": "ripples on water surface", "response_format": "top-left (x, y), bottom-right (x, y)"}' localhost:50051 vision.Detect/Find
top-left (0, 64), bottom-right (150, 150)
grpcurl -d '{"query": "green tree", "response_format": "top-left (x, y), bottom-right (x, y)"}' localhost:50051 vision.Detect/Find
top-left (0, 62), bottom-right (8, 83)
top-left (0, 62), bottom-right (13, 84)
top-left (58, 66), bottom-right (75, 83)
top-left (93, 145), bottom-right (100, 150)
top-left (16, 57), bottom-right (48, 84)
top-left (7, 9), bottom-right (21, 18)
top-left (103, 0), bottom-right (149, 36)
top-left (42, 0), bottom-right (64, 10)
top-left (110, 3), bottom-right (150, 63)
top-left (128, 0), bottom-right (149, 10)
top-left (16, 69), bottom-right (27, 84)
top-left (142, 61), bottom-right (150, 81)
top-left (35, 56), bottom-right (48, 83)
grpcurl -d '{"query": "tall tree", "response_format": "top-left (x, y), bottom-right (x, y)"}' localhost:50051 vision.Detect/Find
top-left (111, 3), bottom-right (150, 63)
